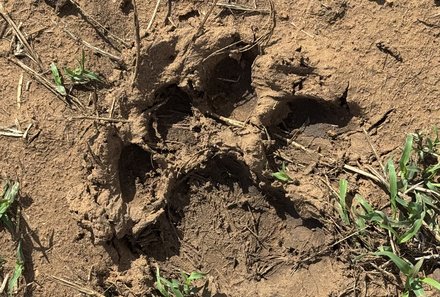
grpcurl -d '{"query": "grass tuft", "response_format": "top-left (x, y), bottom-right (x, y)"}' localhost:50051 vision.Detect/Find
top-left (154, 265), bottom-right (205, 297)
top-left (335, 129), bottom-right (440, 296)
top-left (271, 162), bottom-right (292, 183)
top-left (64, 49), bottom-right (102, 85)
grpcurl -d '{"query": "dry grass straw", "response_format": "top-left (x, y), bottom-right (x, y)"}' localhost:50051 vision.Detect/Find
top-left (201, 0), bottom-right (275, 62)
top-left (50, 275), bottom-right (106, 297)
top-left (69, 0), bottom-right (129, 49)
top-left (9, 58), bottom-right (84, 109)
top-left (62, 27), bottom-right (123, 64)
top-left (131, 0), bottom-right (141, 87)
top-left (0, 4), bottom-right (43, 70)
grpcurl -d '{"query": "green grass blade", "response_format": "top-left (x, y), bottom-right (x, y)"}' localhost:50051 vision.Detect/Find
top-left (399, 217), bottom-right (423, 244)
top-left (337, 179), bottom-right (350, 224)
top-left (400, 134), bottom-right (413, 177)
top-left (8, 241), bottom-right (24, 296)
top-left (272, 163), bottom-right (292, 182)
top-left (420, 277), bottom-right (440, 291)
top-left (373, 251), bottom-right (413, 276)
top-left (50, 63), bottom-right (67, 96)
top-left (154, 266), bottom-right (169, 297)
top-left (187, 271), bottom-right (205, 282)
top-left (355, 195), bottom-right (374, 213)
top-left (387, 159), bottom-right (398, 216)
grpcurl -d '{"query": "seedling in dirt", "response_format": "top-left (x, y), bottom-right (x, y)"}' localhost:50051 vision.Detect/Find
top-left (272, 162), bottom-right (292, 182)
top-left (373, 249), bottom-right (440, 297)
top-left (50, 62), bottom-right (67, 96)
top-left (336, 179), bottom-right (350, 225)
top-left (334, 130), bottom-right (440, 296)
top-left (8, 241), bottom-right (24, 296)
top-left (64, 49), bottom-right (102, 85)
top-left (154, 266), bottom-right (205, 297)
top-left (0, 181), bottom-right (19, 232)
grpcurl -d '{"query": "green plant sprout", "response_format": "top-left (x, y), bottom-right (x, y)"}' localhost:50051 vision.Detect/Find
top-left (8, 241), bottom-right (24, 297)
top-left (0, 180), bottom-right (24, 296)
top-left (272, 162), bottom-right (292, 182)
top-left (50, 63), bottom-right (67, 96)
top-left (64, 49), bottom-right (102, 85)
top-left (373, 249), bottom-right (440, 297)
top-left (155, 266), bottom-right (205, 297)
top-left (0, 181), bottom-right (19, 232)
top-left (335, 129), bottom-right (440, 296)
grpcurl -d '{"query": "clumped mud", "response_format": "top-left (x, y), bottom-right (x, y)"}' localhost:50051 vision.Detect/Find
top-left (1, 0), bottom-right (439, 296)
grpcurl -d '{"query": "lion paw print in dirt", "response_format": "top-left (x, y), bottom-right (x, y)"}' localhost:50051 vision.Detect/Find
top-left (251, 41), bottom-right (348, 126)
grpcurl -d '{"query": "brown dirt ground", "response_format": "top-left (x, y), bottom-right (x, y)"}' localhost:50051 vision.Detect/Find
top-left (0, 0), bottom-right (440, 296)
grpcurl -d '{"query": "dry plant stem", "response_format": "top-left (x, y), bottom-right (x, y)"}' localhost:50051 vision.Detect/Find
top-left (216, 2), bottom-right (270, 13)
top-left (17, 72), bottom-right (23, 109)
top-left (363, 128), bottom-right (385, 174)
top-left (131, 0), bottom-right (141, 87)
top-left (0, 272), bottom-right (10, 294)
top-left (0, 4), bottom-right (43, 69)
top-left (343, 164), bottom-right (381, 183)
top-left (68, 0), bottom-right (129, 48)
top-left (193, 0), bottom-right (220, 40)
top-left (50, 275), bottom-right (106, 297)
top-left (206, 111), bottom-right (246, 128)
top-left (293, 228), bottom-right (367, 271)
top-left (147, 0), bottom-right (162, 31)
top-left (202, 0), bottom-right (275, 62)
top-left (8, 58), bottom-right (83, 109)
top-left (71, 116), bottom-right (131, 123)
top-left (62, 27), bottom-right (123, 63)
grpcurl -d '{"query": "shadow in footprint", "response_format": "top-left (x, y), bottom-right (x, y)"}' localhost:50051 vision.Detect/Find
top-left (118, 144), bottom-right (155, 203)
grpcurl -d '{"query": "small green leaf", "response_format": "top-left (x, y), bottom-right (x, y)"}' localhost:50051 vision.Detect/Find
top-left (373, 251), bottom-right (413, 276)
top-left (271, 163), bottom-right (292, 182)
top-left (187, 271), bottom-right (205, 282)
top-left (336, 179), bottom-right (350, 224)
top-left (412, 259), bottom-right (424, 277)
top-left (400, 134), bottom-right (413, 178)
top-left (387, 159), bottom-right (398, 216)
top-left (50, 63), bottom-right (67, 96)
top-left (420, 277), bottom-right (440, 291)
top-left (8, 241), bottom-right (24, 296)
top-left (154, 266), bottom-right (169, 297)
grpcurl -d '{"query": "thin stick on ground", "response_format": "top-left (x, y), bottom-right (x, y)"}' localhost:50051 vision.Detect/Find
top-left (147, 0), bottom-right (162, 31)
top-left (68, 0), bottom-right (130, 48)
top-left (201, 0), bottom-right (275, 62)
top-left (0, 4), bottom-right (43, 69)
top-left (0, 124), bottom-right (31, 138)
top-left (215, 2), bottom-right (270, 13)
top-left (49, 275), bottom-right (106, 297)
top-left (8, 58), bottom-right (84, 109)
top-left (0, 272), bottom-right (10, 294)
top-left (204, 111), bottom-right (337, 166)
top-left (16, 73), bottom-right (23, 109)
top-left (62, 27), bottom-right (124, 64)
top-left (363, 128), bottom-right (385, 174)
top-left (292, 228), bottom-right (367, 271)
top-left (193, 0), bottom-right (220, 41)
top-left (131, 0), bottom-right (141, 87)
top-left (70, 115), bottom-right (131, 123)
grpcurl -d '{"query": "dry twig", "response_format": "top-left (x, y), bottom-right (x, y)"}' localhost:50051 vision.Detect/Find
top-left (50, 275), bottom-right (106, 297)
top-left (0, 4), bottom-right (43, 69)
top-left (8, 58), bottom-right (83, 109)
top-left (131, 0), bottom-right (141, 87)
top-left (69, 0), bottom-right (129, 48)
top-left (62, 27), bottom-right (123, 64)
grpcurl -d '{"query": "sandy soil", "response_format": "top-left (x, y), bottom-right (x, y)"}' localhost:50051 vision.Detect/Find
top-left (0, 0), bottom-right (440, 296)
